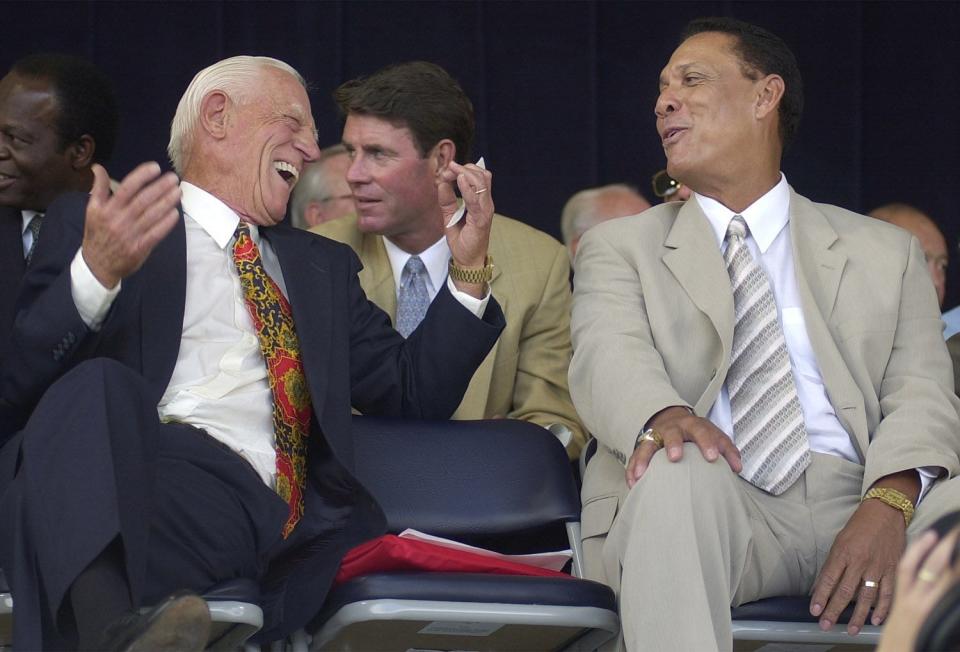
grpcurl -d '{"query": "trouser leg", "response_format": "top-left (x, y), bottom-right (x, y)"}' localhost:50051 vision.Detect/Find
top-left (606, 445), bottom-right (852, 652)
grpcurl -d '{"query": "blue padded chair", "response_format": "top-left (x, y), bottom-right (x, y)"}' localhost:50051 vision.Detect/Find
top-left (306, 417), bottom-right (619, 652)
top-left (581, 437), bottom-right (882, 647)
top-left (0, 568), bottom-right (262, 651)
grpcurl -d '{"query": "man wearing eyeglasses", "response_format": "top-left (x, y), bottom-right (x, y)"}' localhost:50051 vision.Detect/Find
top-left (651, 169), bottom-right (693, 203)
top-left (571, 16), bottom-right (960, 652)
top-left (289, 144), bottom-right (356, 228)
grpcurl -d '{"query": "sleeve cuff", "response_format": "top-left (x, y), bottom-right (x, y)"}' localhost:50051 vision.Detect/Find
top-left (916, 466), bottom-right (939, 503)
top-left (446, 275), bottom-right (489, 318)
top-left (71, 248), bottom-right (120, 331)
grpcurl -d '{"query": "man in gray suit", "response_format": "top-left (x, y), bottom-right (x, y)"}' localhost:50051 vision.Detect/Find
top-left (570, 17), bottom-right (960, 652)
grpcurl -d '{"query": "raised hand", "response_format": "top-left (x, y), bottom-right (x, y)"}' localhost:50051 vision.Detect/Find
top-left (82, 162), bottom-right (181, 289)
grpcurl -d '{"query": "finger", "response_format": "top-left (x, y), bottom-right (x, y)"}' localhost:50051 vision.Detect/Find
top-left (871, 573), bottom-right (895, 626)
top-left (89, 164), bottom-right (111, 207)
top-left (820, 564), bottom-right (862, 631)
top-left (123, 172), bottom-right (180, 225)
top-left (716, 434), bottom-right (743, 472)
top-left (110, 161), bottom-right (164, 208)
top-left (659, 429), bottom-right (685, 462)
top-left (626, 443), bottom-right (659, 488)
top-left (810, 554), bottom-right (843, 617)
top-left (896, 529), bottom-right (939, 591)
top-left (847, 575), bottom-right (880, 635)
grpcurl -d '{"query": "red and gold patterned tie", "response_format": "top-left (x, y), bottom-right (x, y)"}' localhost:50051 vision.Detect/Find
top-left (233, 222), bottom-right (311, 537)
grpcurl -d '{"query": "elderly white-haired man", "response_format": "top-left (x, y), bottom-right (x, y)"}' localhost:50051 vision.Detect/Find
top-left (560, 183), bottom-right (650, 264)
top-left (0, 55), bottom-right (503, 651)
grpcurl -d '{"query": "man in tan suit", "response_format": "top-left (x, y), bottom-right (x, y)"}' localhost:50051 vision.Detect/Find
top-left (570, 17), bottom-right (960, 651)
top-left (313, 61), bottom-right (585, 459)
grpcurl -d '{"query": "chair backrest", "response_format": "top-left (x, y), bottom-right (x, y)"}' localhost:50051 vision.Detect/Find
top-left (350, 416), bottom-right (580, 553)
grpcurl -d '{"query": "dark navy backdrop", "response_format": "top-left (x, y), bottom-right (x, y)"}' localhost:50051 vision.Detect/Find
top-left (4, 1), bottom-right (959, 304)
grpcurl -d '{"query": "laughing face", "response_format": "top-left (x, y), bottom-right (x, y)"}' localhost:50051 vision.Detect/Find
top-left (655, 32), bottom-right (769, 196)
top-left (217, 68), bottom-right (320, 225)
top-left (0, 72), bottom-right (77, 210)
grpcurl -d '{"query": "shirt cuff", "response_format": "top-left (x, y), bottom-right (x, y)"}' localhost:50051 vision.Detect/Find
top-left (917, 466), bottom-right (939, 503)
top-left (71, 248), bottom-right (120, 331)
top-left (446, 276), bottom-right (489, 318)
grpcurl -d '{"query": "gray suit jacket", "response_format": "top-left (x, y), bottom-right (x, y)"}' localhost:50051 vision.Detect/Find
top-left (571, 187), bottom-right (960, 542)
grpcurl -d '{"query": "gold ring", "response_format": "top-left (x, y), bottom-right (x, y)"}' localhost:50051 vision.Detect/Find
top-left (638, 428), bottom-right (664, 449)
top-left (862, 579), bottom-right (878, 589)
top-left (918, 568), bottom-right (938, 583)
top-left (474, 187), bottom-right (488, 195)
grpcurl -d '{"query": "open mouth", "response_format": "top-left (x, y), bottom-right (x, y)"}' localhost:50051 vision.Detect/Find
top-left (662, 127), bottom-right (687, 145)
top-left (274, 161), bottom-right (299, 186)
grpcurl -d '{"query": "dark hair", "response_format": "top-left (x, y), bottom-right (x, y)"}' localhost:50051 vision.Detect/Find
top-left (11, 53), bottom-right (119, 163)
top-left (682, 17), bottom-right (803, 151)
top-left (333, 61), bottom-right (474, 163)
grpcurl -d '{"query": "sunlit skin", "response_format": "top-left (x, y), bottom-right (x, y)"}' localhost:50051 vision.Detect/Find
top-left (184, 67), bottom-right (320, 226)
top-left (655, 32), bottom-right (783, 213)
top-left (342, 114), bottom-right (449, 254)
top-left (0, 72), bottom-right (93, 210)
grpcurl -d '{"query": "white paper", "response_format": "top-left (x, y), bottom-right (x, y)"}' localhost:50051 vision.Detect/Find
top-left (445, 157), bottom-right (487, 228)
top-left (398, 527), bottom-right (572, 572)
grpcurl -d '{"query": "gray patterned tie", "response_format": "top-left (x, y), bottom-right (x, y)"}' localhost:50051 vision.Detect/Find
top-left (25, 213), bottom-right (43, 265)
top-left (724, 215), bottom-right (810, 495)
top-left (396, 255), bottom-right (430, 338)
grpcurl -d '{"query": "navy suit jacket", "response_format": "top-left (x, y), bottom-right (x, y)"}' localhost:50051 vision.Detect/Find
top-left (0, 206), bottom-right (25, 363)
top-left (0, 190), bottom-right (505, 532)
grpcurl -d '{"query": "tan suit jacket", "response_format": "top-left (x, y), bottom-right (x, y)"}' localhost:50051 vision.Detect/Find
top-left (572, 188), bottom-right (960, 556)
top-left (312, 213), bottom-right (586, 458)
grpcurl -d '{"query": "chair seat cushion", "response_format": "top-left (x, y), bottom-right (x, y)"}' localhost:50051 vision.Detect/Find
top-left (316, 572), bottom-right (615, 624)
top-left (732, 596), bottom-right (854, 623)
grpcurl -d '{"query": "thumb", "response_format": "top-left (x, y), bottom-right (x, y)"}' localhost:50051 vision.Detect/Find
top-left (89, 163), bottom-right (110, 205)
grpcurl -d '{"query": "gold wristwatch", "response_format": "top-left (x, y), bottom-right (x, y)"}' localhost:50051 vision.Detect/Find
top-left (448, 256), bottom-right (494, 285)
top-left (862, 487), bottom-right (915, 526)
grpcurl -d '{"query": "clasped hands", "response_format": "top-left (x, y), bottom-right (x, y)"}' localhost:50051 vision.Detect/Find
top-left (626, 405), bottom-right (911, 636)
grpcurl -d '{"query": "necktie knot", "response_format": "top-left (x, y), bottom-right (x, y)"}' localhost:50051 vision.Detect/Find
top-left (726, 215), bottom-right (747, 242)
top-left (403, 255), bottom-right (426, 281)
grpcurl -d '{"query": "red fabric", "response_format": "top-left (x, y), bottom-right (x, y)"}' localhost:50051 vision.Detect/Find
top-left (335, 535), bottom-right (572, 586)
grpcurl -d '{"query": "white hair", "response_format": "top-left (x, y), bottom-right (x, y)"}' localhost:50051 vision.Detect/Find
top-left (167, 55), bottom-right (305, 174)
top-left (560, 183), bottom-right (646, 246)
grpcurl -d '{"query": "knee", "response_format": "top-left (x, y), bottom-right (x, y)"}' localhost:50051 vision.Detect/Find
top-left (624, 443), bottom-right (738, 511)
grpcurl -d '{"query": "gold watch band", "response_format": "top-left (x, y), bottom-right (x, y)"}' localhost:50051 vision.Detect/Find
top-left (862, 487), bottom-right (915, 526)
top-left (448, 256), bottom-right (494, 285)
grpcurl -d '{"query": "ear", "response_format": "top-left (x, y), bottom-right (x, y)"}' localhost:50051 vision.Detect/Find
top-left (68, 134), bottom-right (95, 169)
top-left (755, 74), bottom-right (785, 120)
top-left (199, 90), bottom-right (231, 140)
top-left (429, 138), bottom-right (456, 178)
top-left (304, 202), bottom-right (324, 227)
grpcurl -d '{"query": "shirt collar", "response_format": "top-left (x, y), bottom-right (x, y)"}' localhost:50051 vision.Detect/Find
top-left (695, 173), bottom-right (790, 253)
top-left (180, 181), bottom-right (260, 248)
top-left (382, 235), bottom-right (451, 293)
top-left (20, 209), bottom-right (42, 234)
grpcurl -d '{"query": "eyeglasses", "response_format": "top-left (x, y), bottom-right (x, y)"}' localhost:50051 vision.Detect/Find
top-left (319, 194), bottom-right (354, 204)
top-left (652, 169), bottom-right (683, 199)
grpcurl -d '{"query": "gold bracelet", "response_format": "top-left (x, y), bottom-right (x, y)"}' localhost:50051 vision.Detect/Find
top-left (448, 256), bottom-right (494, 285)
top-left (862, 487), bottom-right (915, 527)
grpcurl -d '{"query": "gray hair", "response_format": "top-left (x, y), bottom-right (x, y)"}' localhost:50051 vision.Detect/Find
top-left (560, 183), bottom-right (647, 246)
top-left (290, 145), bottom-right (349, 229)
top-left (167, 55), bottom-right (305, 174)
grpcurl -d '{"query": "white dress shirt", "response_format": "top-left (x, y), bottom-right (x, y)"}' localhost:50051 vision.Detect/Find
top-left (21, 210), bottom-right (42, 258)
top-left (68, 182), bottom-right (490, 487)
top-left (697, 174), bottom-right (933, 495)
top-left (382, 235), bottom-right (489, 315)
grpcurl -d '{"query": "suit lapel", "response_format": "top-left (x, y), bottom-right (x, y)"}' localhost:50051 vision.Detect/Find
top-left (789, 191), bottom-right (867, 458)
top-left (364, 234), bottom-right (397, 322)
top-left (139, 212), bottom-right (187, 396)
top-left (262, 225), bottom-right (333, 416)
top-left (662, 200), bottom-right (734, 376)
